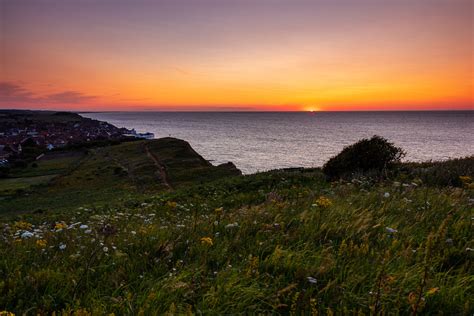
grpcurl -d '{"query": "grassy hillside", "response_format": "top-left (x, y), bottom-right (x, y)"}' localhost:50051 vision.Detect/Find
top-left (0, 138), bottom-right (240, 215)
top-left (0, 161), bottom-right (472, 314)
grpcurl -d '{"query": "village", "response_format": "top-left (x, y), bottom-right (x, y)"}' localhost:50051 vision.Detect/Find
top-left (0, 110), bottom-right (153, 167)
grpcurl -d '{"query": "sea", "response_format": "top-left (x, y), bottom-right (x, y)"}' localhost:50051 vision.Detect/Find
top-left (82, 111), bottom-right (473, 174)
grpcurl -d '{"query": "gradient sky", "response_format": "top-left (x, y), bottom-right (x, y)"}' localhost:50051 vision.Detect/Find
top-left (1, 0), bottom-right (473, 111)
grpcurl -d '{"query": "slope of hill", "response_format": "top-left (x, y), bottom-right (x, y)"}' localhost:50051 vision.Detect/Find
top-left (0, 134), bottom-right (472, 314)
top-left (0, 138), bottom-right (241, 214)
top-left (0, 164), bottom-right (472, 314)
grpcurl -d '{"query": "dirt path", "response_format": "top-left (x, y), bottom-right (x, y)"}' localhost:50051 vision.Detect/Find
top-left (144, 144), bottom-right (174, 190)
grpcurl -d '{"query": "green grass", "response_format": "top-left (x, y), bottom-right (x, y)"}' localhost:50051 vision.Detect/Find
top-left (12, 152), bottom-right (84, 178)
top-left (0, 175), bottom-right (58, 196)
top-left (0, 138), bottom-right (239, 215)
top-left (0, 166), bottom-right (472, 314)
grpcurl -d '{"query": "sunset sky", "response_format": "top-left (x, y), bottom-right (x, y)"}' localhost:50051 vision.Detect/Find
top-left (1, 0), bottom-right (473, 111)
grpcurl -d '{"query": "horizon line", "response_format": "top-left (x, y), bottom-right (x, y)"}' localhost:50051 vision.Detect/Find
top-left (1, 108), bottom-right (473, 113)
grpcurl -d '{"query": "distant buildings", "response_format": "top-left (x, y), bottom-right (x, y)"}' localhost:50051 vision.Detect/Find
top-left (123, 129), bottom-right (155, 139)
top-left (0, 112), bottom-right (142, 166)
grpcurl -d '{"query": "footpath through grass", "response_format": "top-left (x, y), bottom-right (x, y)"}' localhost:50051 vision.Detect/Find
top-left (0, 169), bottom-right (472, 314)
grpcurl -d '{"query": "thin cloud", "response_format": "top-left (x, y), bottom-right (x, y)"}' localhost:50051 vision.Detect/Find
top-left (45, 91), bottom-right (97, 103)
top-left (0, 81), bottom-right (97, 105)
top-left (0, 81), bottom-right (36, 102)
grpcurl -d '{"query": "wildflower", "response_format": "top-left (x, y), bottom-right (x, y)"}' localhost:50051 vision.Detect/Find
top-left (84, 229), bottom-right (92, 234)
top-left (131, 230), bottom-right (137, 235)
top-left (59, 243), bottom-right (67, 250)
top-left (0, 311), bottom-right (15, 316)
top-left (69, 252), bottom-right (80, 260)
top-left (36, 239), bottom-right (47, 248)
top-left (307, 277), bottom-right (317, 284)
top-left (68, 222), bottom-right (81, 229)
top-left (215, 207), bottom-right (223, 217)
top-left (315, 196), bottom-right (332, 208)
top-left (166, 201), bottom-right (177, 208)
top-left (225, 222), bottom-right (239, 229)
top-left (79, 224), bottom-right (89, 229)
top-left (385, 227), bottom-right (398, 233)
top-left (200, 237), bottom-right (213, 246)
top-left (103, 246), bottom-right (109, 253)
top-left (426, 287), bottom-right (440, 295)
top-left (14, 221), bottom-right (32, 231)
top-left (21, 231), bottom-right (34, 239)
top-left (54, 222), bottom-right (67, 230)
top-left (383, 192), bottom-right (390, 198)
top-left (213, 220), bottom-right (219, 226)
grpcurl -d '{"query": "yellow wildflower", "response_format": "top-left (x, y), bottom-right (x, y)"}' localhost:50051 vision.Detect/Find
top-left (166, 201), bottom-right (177, 208)
top-left (459, 175), bottom-right (472, 183)
top-left (0, 311), bottom-right (15, 316)
top-left (459, 176), bottom-right (473, 188)
top-left (138, 226), bottom-right (148, 235)
top-left (14, 221), bottom-right (32, 231)
top-left (214, 207), bottom-right (223, 217)
top-left (36, 239), bottom-right (47, 248)
top-left (200, 237), bottom-right (213, 246)
top-left (426, 287), bottom-right (440, 295)
top-left (147, 292), bottom-right (157, 301)
top-left (55, 222), bottom-right (67, 230)
top-left (71, 309), bottom-right (92, 316)
top-left (386, 275), bottom-right (396, 283)
top-left (315, 196), bottom-right (332, 209)
top-left (246, 255), bottom-right (259, 276)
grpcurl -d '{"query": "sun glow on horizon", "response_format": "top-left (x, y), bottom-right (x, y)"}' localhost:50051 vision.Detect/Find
top-left (304, 106), bottom-right (321, 113)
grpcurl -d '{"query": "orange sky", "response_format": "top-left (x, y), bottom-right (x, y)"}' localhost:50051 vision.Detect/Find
top-left (1, 0), bottom-right (473, 111)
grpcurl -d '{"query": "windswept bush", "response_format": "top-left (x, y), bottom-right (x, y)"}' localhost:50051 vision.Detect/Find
top-left (323, 135), bottom-right (405, 180)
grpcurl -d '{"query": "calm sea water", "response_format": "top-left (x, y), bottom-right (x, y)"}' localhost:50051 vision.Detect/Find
top-left (82, 111), bottom-right (473, 174)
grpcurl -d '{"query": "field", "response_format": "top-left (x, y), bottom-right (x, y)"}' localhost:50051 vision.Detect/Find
top-left (0, 148), bottom-right (473, 314)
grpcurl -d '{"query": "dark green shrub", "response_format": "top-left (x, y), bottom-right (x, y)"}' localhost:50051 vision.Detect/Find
top-left (322, 135), bottom-right (405, 180)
